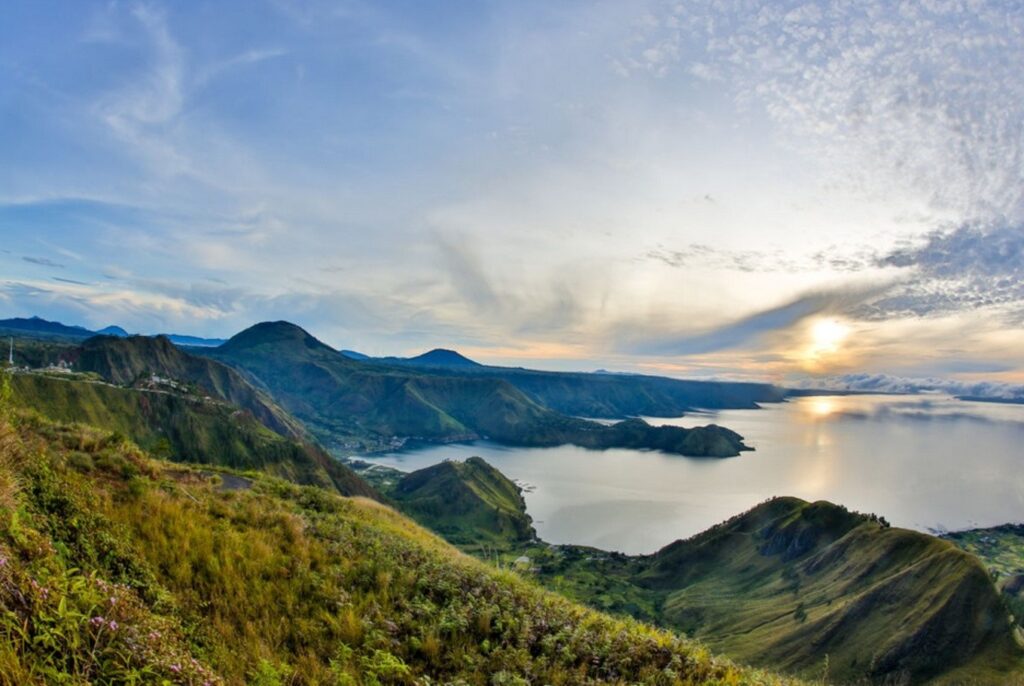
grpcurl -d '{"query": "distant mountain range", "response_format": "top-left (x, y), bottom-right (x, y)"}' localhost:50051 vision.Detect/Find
top-left (342, 347), bottom-right (482, 368)
top-left (206, 320), bottom-right (753, 457)
top-left (0, 316), bottom-right (226, 347)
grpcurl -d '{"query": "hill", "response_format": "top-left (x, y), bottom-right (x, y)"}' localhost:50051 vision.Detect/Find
top-left (0, 407), bottom-right (793, 685)
top-left (945, 524), bottom-right (1024, 631)
top-left (7, 371), bottom-right (374, 498)
top-left (388, 456), bottom-right (535, 547)
top-left (67, 334), bottom-right (304, 439)
top-left (524, 497), bottom-right (1022, 684)
top-left (208, 321), bottom-right (752, 457)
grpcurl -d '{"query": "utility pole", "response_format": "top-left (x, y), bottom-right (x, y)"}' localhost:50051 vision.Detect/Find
top-left (6, 338), bottom-right (11, 366)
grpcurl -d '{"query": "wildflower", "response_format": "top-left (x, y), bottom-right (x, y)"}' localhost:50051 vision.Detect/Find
top-left (90, 616), bottom-right (106, 627)
top-left (170, 664), bottom-right (181, 674)
top-left (108, 620), bottom-right (119, 631)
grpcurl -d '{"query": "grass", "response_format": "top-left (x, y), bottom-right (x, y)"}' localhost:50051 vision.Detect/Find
top-left (8, 371), bottom-right (375, 498)
top-left (0, 390), bottom-right (798, 685)
top-left (385, 456), bottom-right (536, 550)
top-left (498, 499), bottom-right (1023, 685)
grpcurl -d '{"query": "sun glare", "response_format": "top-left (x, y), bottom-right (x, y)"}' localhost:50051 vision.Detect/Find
top-left (800, 318), bottom-right (852, 371)
top-left (810, 318), bottom-right (849, 352)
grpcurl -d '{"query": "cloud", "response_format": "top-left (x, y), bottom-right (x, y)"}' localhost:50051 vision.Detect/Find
top-left (52, 277), bottom-right (92, 286)
top-left (434, 234), bottom-right (501, 312)
top-left (22, 256), bottom-right (65, 268)
top-left (860, 223), bottom-right (1024, 319)
top-left (624, 286), bottom-right (881, 355)
top-left (194, 48), bottom-right (289, 87)
top-left (800, 372), bottom-right (1024, 402)
top-left (644, 243), bottom-right (874, 274)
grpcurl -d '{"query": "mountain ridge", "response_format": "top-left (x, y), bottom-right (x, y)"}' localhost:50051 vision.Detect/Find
top-left (208, 321), bottom-right (753, 457)
top-left (0, 315), bottom-right (226, 347)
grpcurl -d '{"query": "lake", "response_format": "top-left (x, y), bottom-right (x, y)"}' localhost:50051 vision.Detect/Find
top-left (357, 394), bottom-right (1024, 554)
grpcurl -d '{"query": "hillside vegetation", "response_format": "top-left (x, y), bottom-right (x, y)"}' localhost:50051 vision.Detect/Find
top-left (389, 457), bottom-right (536, 548)
top-left (946, 525), bottom-right (1024, 630)
top-left (523, 498), bottom-right (1022, 685)
top-left (347, 454), bottom-right (1024, 684)
top-left (7, 371), bottom-right (374, 499)
top-left (68, 334), bottom-right (306, 440)
top-left (208, 322), bottom-right (750, 457)
top-left (0, 404), bottom-right (794, 685)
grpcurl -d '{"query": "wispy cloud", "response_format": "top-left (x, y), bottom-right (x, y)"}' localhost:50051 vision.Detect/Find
top-left (23, 256), bottom-right (65, 269)
top-left (194, 48), bottom-right (289, 87)
top-left (626, 1), bottom-right (1024, 226)
top-left (861, 223), bottom-right (1024, 319)
top-left (622, 285), bottom-right (885, 356)
top-left (94, 4), bottom-right (189, 174)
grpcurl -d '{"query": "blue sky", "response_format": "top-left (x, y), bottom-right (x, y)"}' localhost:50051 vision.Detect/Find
top-left (2, 1), bottom-right (1023, 387)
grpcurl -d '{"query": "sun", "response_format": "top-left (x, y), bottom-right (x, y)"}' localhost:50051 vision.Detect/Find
top-left (800, 318), bottom-right (851, 371)
top-left (810, 318), bottom-right (849, 353)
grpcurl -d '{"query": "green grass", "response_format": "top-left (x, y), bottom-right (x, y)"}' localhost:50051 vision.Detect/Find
top-left (0, 405), bottom-right (798, 685)
top-left (513, 498), bottom-right (1024, 685)
top-left (946, 525), bottom-right (1024, 632)
top-left (386, 457), bottom-right (536, 549)
top-left (347, 452), bottom-right (1024, 685)
top-left (8, 371), bottom-right (375, 499)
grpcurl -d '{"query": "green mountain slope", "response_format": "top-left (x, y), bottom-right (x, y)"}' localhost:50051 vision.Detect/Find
top-left (352, 352), bottom-right (783, 417)
top-left (367, 362), bottom-right (785, 418)
top-left (528, 497), bottom-right (1022, 684)
top-left (389, 457), bottom-right (536, 547)
top-left (945, 524), bottom-right (1024, 631)
top-left (208, 321), bottom-right (751, 457)
top-left (68, 334), bottom-right (305, 440)
top-left (8, 371), bottom-right (374, 498)
top-left (0, 410), bottom-right (793, 686)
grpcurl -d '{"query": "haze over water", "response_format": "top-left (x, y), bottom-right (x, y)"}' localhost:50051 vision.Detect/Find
top-left (362, 394), bottom-right (1024, 555)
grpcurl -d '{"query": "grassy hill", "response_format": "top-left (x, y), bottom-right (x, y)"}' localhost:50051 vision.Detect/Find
top-left (7, 371), bottom-right (374, 499)
top-left (208, 321), bottom-right (751, 457)
top-left (521, 497), bottom-right (1022, 684)
top-left (946, 524), bottom-right (1024, 631)
top-left (68, 334), bottom-right (306, 440)
top-left (0, 407), bottom-right (794, 685)
top-left (388, 457), bottom-right (536, 548)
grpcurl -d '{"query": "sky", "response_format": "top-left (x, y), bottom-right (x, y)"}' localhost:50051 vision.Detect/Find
top-left (1, 0), bottom-right (1023, 391)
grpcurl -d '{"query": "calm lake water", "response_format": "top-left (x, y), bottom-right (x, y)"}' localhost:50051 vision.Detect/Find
top-left (358, 394), bottom-right (1024, 554)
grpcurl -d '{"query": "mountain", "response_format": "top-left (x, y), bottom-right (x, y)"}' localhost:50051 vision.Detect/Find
top-left (1, 316), bottom-right (225, 347)
top-left (530, 497), bottom-right (1021, 684)
top-left (0, 410), bottom-right (794, 685)
top-left (356, 350), bottom-right (783, 417)
top-left (0, 315), bottom-right (94, 340)
top-left (9, 370), bottom-right (375, 498)
top-left (163, 333), bottom-right (227, 347)
top-left (68, 334), bottom-right (304, 439)
top-left (208, 321), bottom-right (751, 457)
top-left (389, 456), bottom-right (535, 547)
top-left (339, 348), bottom-right (370, 360)
top-left (366, 357), bottom-right (784, 417)
top-left (372, 348), bottom-right (483, 368)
